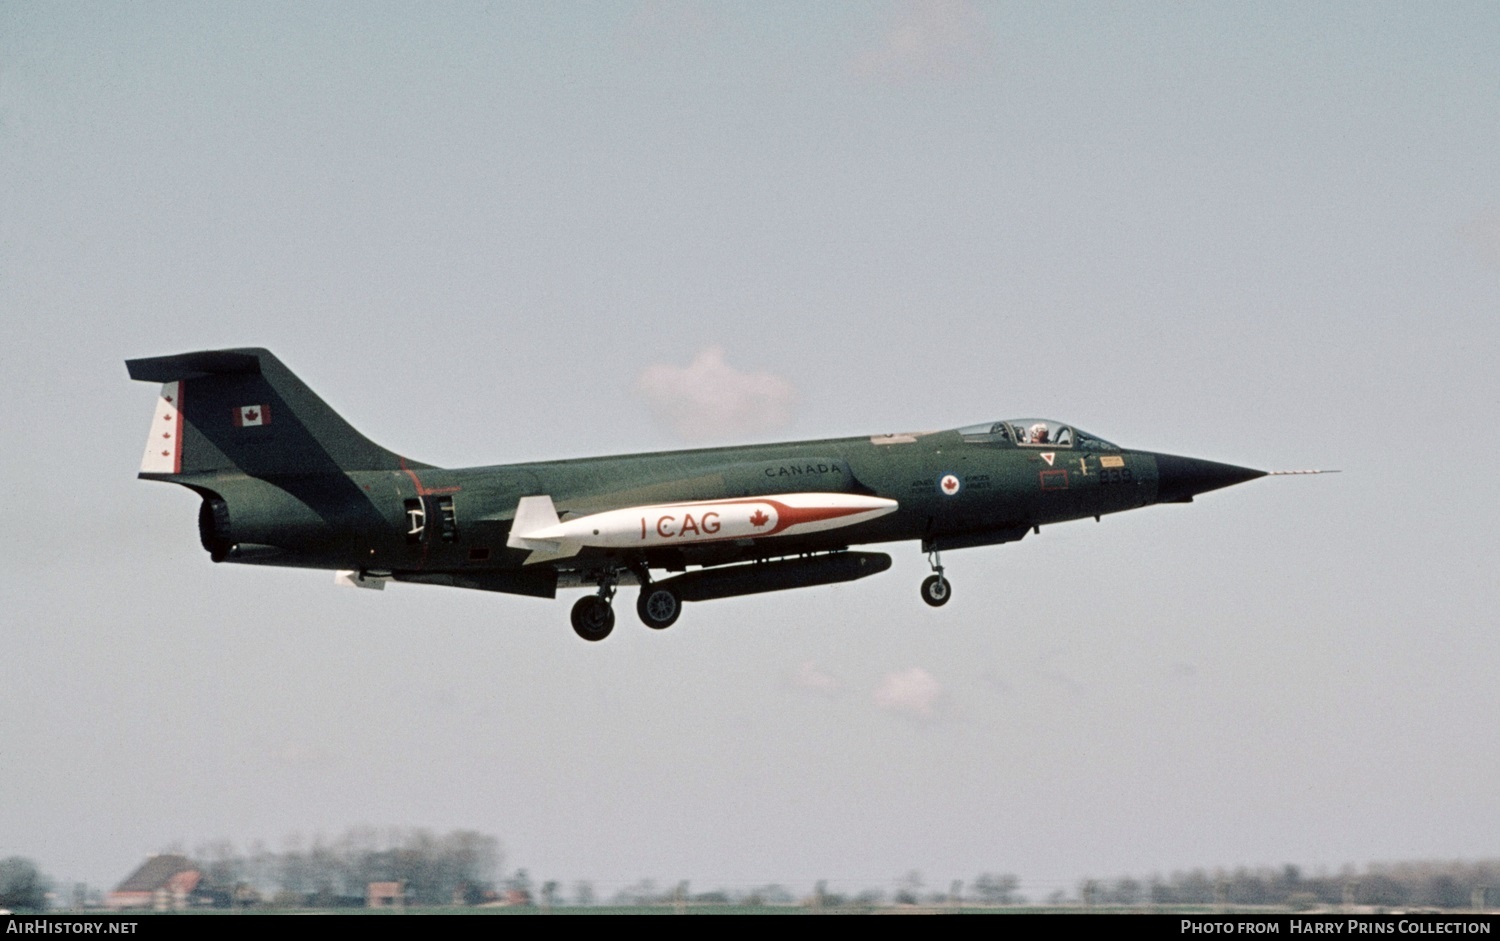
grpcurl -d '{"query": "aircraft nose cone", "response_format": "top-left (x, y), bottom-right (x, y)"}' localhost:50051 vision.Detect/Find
top-left (1152, 453), bottom-right (1266, 504)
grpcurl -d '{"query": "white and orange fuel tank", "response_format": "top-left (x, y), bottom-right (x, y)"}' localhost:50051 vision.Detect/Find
top-left (506, 493), bottom-right (898, 564)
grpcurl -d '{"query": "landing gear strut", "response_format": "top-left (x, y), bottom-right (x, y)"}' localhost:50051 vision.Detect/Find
top-left (571, 578), bottom-right (617, 641)
top-left (920, 547), bottom-right (951, 607)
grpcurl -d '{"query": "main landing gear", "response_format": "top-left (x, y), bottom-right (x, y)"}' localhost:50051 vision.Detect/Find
top-left (571, 574), bottom-right (618, 642)
top-left (571, 569), bottom-right (684, 640)
top-left (920, 547), bottom-right (951, 607)
top-left (636, 583), bottom-right (682, 630)
top-left (570, 592), bottom-right (615, 641)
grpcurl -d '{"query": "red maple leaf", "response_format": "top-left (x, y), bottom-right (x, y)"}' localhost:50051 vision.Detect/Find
top-left (749, 509), bottom-right (769, 527)
top-left (943, 477), bottom-right (958, 492)
top-left (244, 409), bottom-right (259, 422)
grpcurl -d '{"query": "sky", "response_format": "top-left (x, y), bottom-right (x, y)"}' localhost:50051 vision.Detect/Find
top-left (3, 1), bottom-right (1498, 902)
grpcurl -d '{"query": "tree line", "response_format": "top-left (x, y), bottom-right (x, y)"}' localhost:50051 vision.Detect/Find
top-left (189, 827), bottom-right (501, 906)
top-left (1072, 861), bottom-right (1500, 909)
top-left (6, 845), bottom-right (1499, 911)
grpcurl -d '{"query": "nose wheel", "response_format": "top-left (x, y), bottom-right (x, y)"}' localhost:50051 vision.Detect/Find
top-left (920, 574), bottom-right (952, 606)
top-left (920, 548), bottom-right (951, 607)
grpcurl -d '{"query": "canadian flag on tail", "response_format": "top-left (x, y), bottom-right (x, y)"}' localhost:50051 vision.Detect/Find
top-left (233, 404), bottom-right (271, 427)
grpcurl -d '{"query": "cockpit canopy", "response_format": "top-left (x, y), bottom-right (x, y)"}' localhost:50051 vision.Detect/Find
top-left (957, 419), bottom-right (1119, 451)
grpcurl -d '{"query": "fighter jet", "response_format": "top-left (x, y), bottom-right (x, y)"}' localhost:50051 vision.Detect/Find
top-left (127, 348), bottom-right (1305, 641)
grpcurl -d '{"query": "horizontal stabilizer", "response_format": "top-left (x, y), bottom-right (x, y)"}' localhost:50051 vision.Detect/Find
top-left (127, 350), bottom-right (263, 382)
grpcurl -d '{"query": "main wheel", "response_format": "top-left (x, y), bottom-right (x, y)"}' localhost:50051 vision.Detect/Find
top-left (571, 596), bottom-right (615, 641)
top-left (636, 584), bottom-right (682, 630)
top-left (920, 574), bottom-right (952, 607)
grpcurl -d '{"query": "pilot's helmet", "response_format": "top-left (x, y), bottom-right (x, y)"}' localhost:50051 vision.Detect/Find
top-left (1029, 423), bottom-right (1050, 443)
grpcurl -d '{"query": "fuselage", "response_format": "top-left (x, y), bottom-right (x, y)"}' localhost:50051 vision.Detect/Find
top-left (191, 423), bottom-right (1244, 583)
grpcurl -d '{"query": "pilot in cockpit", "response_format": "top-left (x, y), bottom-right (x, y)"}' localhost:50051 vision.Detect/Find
top-left (1028, 423), bottom-right (1051, 444)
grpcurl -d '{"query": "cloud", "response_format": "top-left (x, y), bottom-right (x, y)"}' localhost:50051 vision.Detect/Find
top-left (873, 667), bottom-right (942, 718)
top-left (636, 347), bottom-right (797, 442)
top-left (852, 0), bottom-right (991, 83)
top-left (788, 660), bottom-right (842, 697)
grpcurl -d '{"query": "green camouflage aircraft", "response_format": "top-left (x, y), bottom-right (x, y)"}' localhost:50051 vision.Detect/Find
top-left (128, 348), bottom-right (1302, 641)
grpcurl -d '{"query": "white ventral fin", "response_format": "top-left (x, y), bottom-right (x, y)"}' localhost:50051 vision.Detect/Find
top-left (506, 495), bottom-right (581, 565)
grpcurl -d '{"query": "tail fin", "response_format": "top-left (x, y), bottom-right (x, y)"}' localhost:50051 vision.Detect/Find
top-left (126, 348), bottom-right (430, 478)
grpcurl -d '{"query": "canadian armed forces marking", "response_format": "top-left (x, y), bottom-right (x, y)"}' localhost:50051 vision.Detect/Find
top-left (763, 462), bottom-right (844, 478)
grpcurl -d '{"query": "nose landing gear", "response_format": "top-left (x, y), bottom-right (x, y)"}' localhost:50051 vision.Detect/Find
top-left (920, 547), bottom-right (951, 607)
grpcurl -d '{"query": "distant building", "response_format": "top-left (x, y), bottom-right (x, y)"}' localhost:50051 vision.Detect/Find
top-left (367, 881), bottom-right (407, 908)
top-left (107, 855), bottom-right (201, 911)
